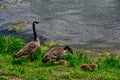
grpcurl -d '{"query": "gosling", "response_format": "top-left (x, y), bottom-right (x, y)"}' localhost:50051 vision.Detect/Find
top-left (80, 61), bottom-right (99, 72)
top-left (53, 60), bottom-right (67, 66)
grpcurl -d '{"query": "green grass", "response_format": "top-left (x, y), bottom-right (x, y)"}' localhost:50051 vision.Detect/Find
top-left (0, 35), bottom-right (120, 80)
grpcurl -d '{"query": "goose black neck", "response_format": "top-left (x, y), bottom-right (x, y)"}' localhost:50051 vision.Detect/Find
top-left (33, 23), bottom-right (37, 41)
top-left (64, 46), bottom-right (70, 50)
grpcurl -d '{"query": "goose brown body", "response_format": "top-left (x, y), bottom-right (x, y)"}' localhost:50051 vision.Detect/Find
top-left (13, 21), bottom-right (40, 61)
top-left (14, 40), bottom-right (40, 58)
top-left (42, 46), bottom-right (73, 63)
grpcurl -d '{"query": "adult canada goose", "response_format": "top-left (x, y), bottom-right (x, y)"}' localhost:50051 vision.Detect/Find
top-left (42, 46), bottom-right (74, 63)
top-left (13, 21), bottom-right (40, 61)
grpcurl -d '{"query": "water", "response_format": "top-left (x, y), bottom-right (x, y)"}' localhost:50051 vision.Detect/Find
top-left (0, 0), bottom-right (120, 49)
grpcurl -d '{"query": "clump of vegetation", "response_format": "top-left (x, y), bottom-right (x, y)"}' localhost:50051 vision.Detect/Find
top-left (8, 22), bottom-right (26, 31)
top-left (99, 56), bottom-right (120, 69)
top-left (44, 41), bottom-right (57, 47)
top-left (0, 35), bottom-right (120, 80)
top-left (0, 35), bottom-right (25, 54)
top-left (44, 40), bottom-right (66, 47)
top-left (0, 4), bottom-right (6, 9)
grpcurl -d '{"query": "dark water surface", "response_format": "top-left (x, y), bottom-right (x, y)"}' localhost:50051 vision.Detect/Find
top-left (0, 0), bottom-right (120, 49)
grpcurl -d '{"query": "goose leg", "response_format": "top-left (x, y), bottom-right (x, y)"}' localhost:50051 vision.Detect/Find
top-left (30, 55), bottom-right (33, 61)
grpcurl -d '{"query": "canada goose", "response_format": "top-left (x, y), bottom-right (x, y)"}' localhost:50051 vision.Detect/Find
top-left (13, 21), bottom-right (40, 61)
top-left (42, 46), bottom-right (74, 63)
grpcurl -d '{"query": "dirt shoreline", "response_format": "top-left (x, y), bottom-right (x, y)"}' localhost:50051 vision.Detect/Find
top-left (73, 47), bottom-right (120, 56)
top-left (67, 43), bottom-right (120, 56)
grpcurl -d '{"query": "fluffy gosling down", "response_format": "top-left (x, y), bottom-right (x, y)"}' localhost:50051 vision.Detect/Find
top-left (80, 61), bottom-right (99, 72)
top-left (13, 21), bottom-right (40, 61)
top-left (53, 60), bottom-right (67, 66)
top-left (42, 46), bottom-right (74, 63)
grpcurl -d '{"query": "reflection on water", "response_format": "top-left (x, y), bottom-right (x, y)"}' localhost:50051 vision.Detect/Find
top-left (0, 0), bottom-right (120, 48)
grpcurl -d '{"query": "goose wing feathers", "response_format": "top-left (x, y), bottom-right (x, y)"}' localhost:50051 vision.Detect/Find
top-left (15, 41), bottom-right (39, 57)
top-left (45, 47), bottom-right (65, 59)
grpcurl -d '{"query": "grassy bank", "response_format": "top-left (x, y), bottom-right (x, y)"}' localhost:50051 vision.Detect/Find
top-left (0, 35), bottom-right (120, 80)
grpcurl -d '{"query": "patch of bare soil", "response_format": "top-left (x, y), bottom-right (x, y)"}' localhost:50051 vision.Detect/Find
top-left (74, 48), bottom-right (120, 57)
top-left (2, 76), bottom-right (23, 80)
top-left (53, 70), bottom-right (70, 76)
